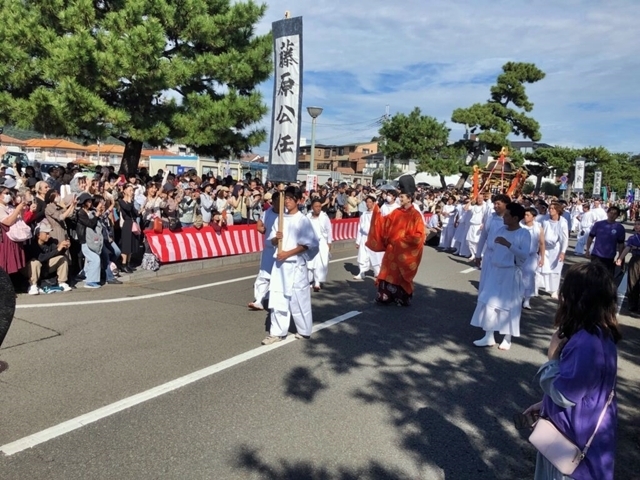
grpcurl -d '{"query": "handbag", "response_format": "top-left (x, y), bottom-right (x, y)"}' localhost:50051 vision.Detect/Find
top-left (529, 389), bottom-right (615, 475)
top-left (153, 217), bottom-right (163, 234)
top-left (131, 221), bottom-right (141, 235)
top-left (7, 218), bottom-right (32, 243)
top-left (168, 217), bottom-right (180, 231)
top-left (85, 224), bottom-right (104, 254)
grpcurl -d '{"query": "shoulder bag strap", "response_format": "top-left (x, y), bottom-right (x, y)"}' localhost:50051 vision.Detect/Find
top-left (581, 387), bottom-right (615, 459)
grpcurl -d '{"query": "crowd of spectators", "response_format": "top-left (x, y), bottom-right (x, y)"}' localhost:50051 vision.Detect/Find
top-left (0, 158), bottom-right (634, 295)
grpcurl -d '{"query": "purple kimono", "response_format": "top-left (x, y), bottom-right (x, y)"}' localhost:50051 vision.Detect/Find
top-left (540, 328), bottom-right (617, 479)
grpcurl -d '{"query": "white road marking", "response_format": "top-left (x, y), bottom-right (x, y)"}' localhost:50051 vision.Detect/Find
top-left (16, 255), bottom-right (358, 309)
top-left (460, 267), bottom-right (477, 274)
top-left (0, 310), bottom-right (362, 456)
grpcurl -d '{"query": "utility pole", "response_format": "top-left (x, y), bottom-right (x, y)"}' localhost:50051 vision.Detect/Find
top-left (382, 105), bottom-right (390, 182)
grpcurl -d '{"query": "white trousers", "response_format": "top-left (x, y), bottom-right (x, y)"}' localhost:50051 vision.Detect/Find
top-left (540, 272), bottom-right (561, 294)
top-left (269, 264), bottom-right (313, 337)
top-left (357, 246), bottom-right (381, 277)
top-left (253, 269), bottom-right (271, 304)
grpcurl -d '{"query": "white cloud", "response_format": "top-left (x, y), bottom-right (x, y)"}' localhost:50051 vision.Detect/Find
top-left (251, 0), bottom-right (640, 155)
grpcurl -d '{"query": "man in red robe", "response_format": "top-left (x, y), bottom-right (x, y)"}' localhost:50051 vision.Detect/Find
top-left (367, 176), bottom-right (425, 306)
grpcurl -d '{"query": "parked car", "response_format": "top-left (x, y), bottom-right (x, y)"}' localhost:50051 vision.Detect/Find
top-left (1, 151), bottom-right (29, 168)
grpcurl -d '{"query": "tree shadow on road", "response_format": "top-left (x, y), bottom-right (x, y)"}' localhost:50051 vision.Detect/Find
top-left (234, 445), bottom-right (414, 480)
top-left (232, 260), bottom-right (640, 479)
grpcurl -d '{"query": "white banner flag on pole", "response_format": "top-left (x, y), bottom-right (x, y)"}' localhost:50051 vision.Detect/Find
top-left (574, 158), bottom-right (585, 192)
top-left (593, 170), bottom-right (603, 196)
top-left (267, 17), bottom-right (303, 183)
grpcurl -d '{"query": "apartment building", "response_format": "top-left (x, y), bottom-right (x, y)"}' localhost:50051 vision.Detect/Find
top-left (298, 141), bottom-right (378, 174)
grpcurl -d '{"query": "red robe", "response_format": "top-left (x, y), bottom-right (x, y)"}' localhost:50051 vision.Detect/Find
top-left (366, 204), bottom-right (425, 295)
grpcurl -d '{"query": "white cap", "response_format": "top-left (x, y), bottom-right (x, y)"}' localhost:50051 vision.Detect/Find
top-left (4, 167), bottom-right (17, 177)
top-left (2, 177), bottom-right (17, 189)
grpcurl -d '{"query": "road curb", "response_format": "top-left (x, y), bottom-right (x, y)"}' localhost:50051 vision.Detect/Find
top-left (123, 239), bottom-right (356, 283)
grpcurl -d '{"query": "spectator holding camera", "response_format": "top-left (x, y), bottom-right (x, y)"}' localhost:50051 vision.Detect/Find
top-left (178, 186), bottom-right (197, 227)
top-left (44, 189), bottom-right (76, 243)
top-left (247, 189), bottom-right (263, 224)
top-left (76, 192), bottom-right (102, 289)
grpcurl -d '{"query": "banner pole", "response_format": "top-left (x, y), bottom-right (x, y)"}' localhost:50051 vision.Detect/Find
top-left (277, 183), bottom-right (285, 254)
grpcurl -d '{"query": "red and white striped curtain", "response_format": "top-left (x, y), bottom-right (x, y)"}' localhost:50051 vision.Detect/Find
top-left (145, 214), bottom-right (432, 264)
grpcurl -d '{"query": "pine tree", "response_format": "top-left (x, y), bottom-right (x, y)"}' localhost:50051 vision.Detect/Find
top-left (0, 0), bottom-right (272, 174)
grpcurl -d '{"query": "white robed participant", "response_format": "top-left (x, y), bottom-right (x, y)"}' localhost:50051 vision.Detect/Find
top-left (520, 207), bottom-right (545, 309)
top-left (439, 197), bottom-right (457, 250)
top-left (248, 192), bottom-right (280, 310)
top-left (354, 196), bottom-right (383, 280)
top-left (570, 201), bottom-right (583, 235)
top-left (466, 197), bottom-right (485, 261)
top-left (452, 198), bottom-right (472, 257)
top-left (539, 202), bottom-right (569, 298)
top-left (475, 194), bottom-right (512, 294)
top-left (380, 190), bottom-right (399, 217)
top-left (591, 200), bottom-right (607, 222)
top-left (574, 203), bottom-right (596, 255)
top-left (262, 187), bottom-right (319, 345)
top-left (307, 199), bottom-right (333, 291)
top-left (471, 202), bottom-right (530, 351)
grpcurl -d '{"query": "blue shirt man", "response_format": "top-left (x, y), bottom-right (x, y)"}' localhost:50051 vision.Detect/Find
top-left (586, 206), bottom-right (626, 275)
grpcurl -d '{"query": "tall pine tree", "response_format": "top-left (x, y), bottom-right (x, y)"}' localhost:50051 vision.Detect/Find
top-left (0, 0), bottom-right (272, 174)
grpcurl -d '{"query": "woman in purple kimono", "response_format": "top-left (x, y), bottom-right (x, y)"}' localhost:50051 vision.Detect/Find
top-left (525, 261), bottom-right (620, 480)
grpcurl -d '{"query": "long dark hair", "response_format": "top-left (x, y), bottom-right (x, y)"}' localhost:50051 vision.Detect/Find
top-left (554, 262), bottom-right (621, 343)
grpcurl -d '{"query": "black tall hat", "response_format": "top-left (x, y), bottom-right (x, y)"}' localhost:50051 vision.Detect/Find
top-left (398, 175), bottom-right (416, 196)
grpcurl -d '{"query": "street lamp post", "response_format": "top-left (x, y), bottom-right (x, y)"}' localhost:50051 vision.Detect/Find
top-left (307, 107), bottom-right (323, 174)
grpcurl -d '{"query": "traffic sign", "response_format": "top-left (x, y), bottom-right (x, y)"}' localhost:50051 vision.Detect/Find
top-left (560, 175), bottom-right (568, 183)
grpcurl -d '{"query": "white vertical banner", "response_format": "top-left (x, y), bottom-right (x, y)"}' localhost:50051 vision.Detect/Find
top-left (306, 174), bottom-right (318, 193)
top-left (593, 170), bottom-right (603, 196)
top-left (267, 17), bottom-right (303, 183)
top-left (574, 157), bottom-right (585, 192)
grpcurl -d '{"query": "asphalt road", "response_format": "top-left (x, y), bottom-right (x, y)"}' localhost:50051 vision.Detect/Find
top-left (1, 243), bottom-right (639, 479)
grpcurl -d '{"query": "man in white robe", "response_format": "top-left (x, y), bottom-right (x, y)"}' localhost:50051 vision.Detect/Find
top-left (591, 199), bottom-right (607, 222)
top-left (574, 203), bottom-right (596, 255)
top-left (439, 196), bottom-right (457, 251)
top-left (380, 190), bottom-right (399, 217)
top-left (539, 203), bottom-right (569, 298)
top-left (263, 187), bottom-right (319, 345)
top-left (248, 192), bottom-right (280, 310)
top-left (475, 194), bottom-right (511, 291)
top-left (307, 198), bottom-right (333, 291)
top-left (471, 202), bottom-right (530, 351)
top-left (354, 196), bottom-right (383, 279)
top-left (452, 197), bottom-right (472, 257)
top-left (466, 196), bottom-right (485, 261)
top-left (520, 207), bottom-right (545, 309)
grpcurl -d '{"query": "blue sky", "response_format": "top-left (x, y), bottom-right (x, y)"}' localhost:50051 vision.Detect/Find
top-left (251, 0), bottom-right (640, 157)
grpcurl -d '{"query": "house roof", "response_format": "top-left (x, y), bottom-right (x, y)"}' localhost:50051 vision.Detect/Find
top-left (85, 144), bottom-right (125, 154)
top-left (25, 139), bottom-right (87, 150)
top-left (239, 153), bottom-right (265, 163)
top-left (141, 149), bottom-right (175, 157)
top-left (0, 134), bottom-right (27, 146)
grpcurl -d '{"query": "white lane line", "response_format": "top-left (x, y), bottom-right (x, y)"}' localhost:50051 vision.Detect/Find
top-left (0, 310), bottom-right (362, 456)
top-left (16, 255), bottom-right (358, 309)
top-left (460, 267), bottom-right (477, 274)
